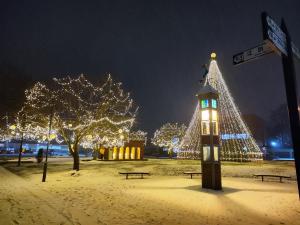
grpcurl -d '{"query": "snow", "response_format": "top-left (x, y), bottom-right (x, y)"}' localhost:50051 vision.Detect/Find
top-left (0, 159), bottom-right (299, 225)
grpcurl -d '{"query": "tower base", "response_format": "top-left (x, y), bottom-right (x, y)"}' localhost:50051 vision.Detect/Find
top-left (201, 162), bottom-right (222, 190)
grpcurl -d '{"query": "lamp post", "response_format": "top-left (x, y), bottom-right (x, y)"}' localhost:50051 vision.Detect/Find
top-left (5, 113), bottom-right (9, 151)
top-left (17, 130), bottom-right (24, 167)
top-left (42, 111), bottom-right (54, 182)
top-left (197, 74), bottom-right (222, 190)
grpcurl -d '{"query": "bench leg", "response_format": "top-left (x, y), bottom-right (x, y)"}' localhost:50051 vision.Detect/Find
top-left (191, 174), bottom-right (193, 179)
top-left (141, 174), bottom-right (144, 179)
top-left (262, 176), bottom-right (264, 182)
top-left (126, 174), bottom-right (128, 179)
top-left (280, 177), bottom-right (282, 183)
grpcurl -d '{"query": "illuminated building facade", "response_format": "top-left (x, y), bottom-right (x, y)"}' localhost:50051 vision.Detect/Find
top-left (99, 140), bottom-right (145, 160)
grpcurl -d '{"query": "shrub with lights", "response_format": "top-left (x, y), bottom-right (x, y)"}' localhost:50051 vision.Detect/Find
top-left (152, 123), bottom-right (186, 158)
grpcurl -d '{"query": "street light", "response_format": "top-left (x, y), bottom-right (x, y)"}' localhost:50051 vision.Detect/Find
top-left (42, 111), bottom-right (54, 182)
top-left (197, 81), bottom-right (222, 190)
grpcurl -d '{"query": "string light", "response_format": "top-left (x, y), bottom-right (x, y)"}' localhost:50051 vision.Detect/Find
top-left (178, 57), bottom-right (263, 161)
top-left (129, 130), bottom-right (148, 145)
top-left (81, 129), bottom-right (147, 150)
top-left (21, 74), bottom-right (137, 160)
top-left (152, 123), bottom-right (187, 156)
top-left (1, 107), bottom-right (51, 144)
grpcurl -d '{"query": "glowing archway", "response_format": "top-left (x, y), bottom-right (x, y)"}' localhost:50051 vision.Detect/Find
top-left (137, 147), bottom-right (141, 159)
top-left (131, 147), bottom-right (136, 159)
top-left (119, 147), bottom-right (124, 160)
top-left (125, 147), bottom-right (130, 159)
top-left (113, 147), bottom-right (118, 160)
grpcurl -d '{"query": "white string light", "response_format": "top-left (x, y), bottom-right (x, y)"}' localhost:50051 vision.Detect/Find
top-left (152, 123), bottom-right (187, 155)
top-left (178, 58), bottom-right (263, 161)
top-left (20, 74), bottom-right (137, 157)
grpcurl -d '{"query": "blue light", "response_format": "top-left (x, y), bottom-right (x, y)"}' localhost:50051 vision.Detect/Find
top-left (270, 141), bottom-right (278, 147)
top-left (221, 133), bottom-right (249, 140)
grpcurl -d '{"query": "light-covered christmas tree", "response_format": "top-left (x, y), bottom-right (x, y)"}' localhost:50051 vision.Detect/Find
top-left (178, 53), bottom-right (263, 161)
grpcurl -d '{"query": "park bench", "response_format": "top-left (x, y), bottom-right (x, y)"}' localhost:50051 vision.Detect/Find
top-left (183, 172), bottom-right (202, 179)
top-left (119, 172), bottom-right (150, 179)
top-left (253, 174), bottom-right (291, 183)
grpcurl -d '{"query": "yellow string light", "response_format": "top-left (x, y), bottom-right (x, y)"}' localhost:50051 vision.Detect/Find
top-left (11, 74), bottom-right (138, 151)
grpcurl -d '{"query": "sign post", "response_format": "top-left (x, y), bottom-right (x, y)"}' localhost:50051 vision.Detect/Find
top-left (233, 12), bottom-right (300, 197)
top-left (280, 19), bottom-right (300, 198)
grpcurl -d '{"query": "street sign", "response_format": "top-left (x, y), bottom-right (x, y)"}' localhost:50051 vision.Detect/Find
top-left (265, 13), bottom-right (286, 41)
top-left (266, 29), bottom-right (287, 56)
top-left (233, 42), bottom-right (273, 65)
top-left (292, 42), bottom-right (300, 60)
top-left (262, 12), bottom-right (300, 59)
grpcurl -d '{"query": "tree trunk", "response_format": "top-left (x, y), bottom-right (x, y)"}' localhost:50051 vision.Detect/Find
top-left (17, 133), bottom-right (24, 167)
top-left (92, 147), bottom-right (98, 160)
top-left (73, 150), bottom-right (80, 171)
top-left (168, 148), bottom-right (173, 159)
top-left (69, 143), bottom-right (80, 171)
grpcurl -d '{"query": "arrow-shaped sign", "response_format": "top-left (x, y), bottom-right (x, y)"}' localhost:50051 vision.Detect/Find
top-left (233, 42), bottom-right (273, 65)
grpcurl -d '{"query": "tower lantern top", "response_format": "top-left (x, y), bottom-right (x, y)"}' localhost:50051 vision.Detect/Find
top-left (197, 83), bottom-right (218, 100)
top-left (210, 52), bottom-right (217, 59)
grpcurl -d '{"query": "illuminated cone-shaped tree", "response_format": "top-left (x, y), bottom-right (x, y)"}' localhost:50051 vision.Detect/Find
top-left (178, 54), bottom-right (263, 161)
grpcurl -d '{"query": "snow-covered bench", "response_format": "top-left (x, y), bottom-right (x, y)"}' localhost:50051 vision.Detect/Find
top-left (183, 172), bottom-right (202, 179)
top-left (253, 174), bottom-right (291, 183)
top-left (119, 172), bottom-right (150, 179)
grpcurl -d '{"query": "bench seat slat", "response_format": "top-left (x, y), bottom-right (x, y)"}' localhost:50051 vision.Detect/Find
top-left (253, 174), bottom-right (291, 183)
top-left (119, 172), bottom-right (150, 179)
top-left (183, 172), bottom-right (202, 174)
top-left (254, 174), bottom-right (291, 178)
top-left (119, 172), bottom-right (150, 175)
top-left (183, 172), bottom-right (202, 179)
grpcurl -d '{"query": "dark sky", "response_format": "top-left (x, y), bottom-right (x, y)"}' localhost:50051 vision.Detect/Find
top-left (1, 0), bottom-right (300, 135)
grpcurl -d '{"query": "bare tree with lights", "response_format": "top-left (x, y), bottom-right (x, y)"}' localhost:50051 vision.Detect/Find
top-left (129, 130), bottom-right (147, 144)
top-left (0, 108), bottom-right (49, 166)
top-left (81, 124), bottom-right (131, 160)
top-left (152, 123), bottom-right (186, 158)
top-left (23, 74), bottom-right (137, 170)
top-left (13, 107), bottom-right (49, 166)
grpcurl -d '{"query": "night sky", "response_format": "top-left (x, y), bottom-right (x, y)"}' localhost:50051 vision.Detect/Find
top-left (0, 0), bottom-right (300, 135)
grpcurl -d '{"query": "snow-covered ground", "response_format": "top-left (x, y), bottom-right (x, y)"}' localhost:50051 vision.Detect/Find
top-left (0, 159), bottom-right (299, 225)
